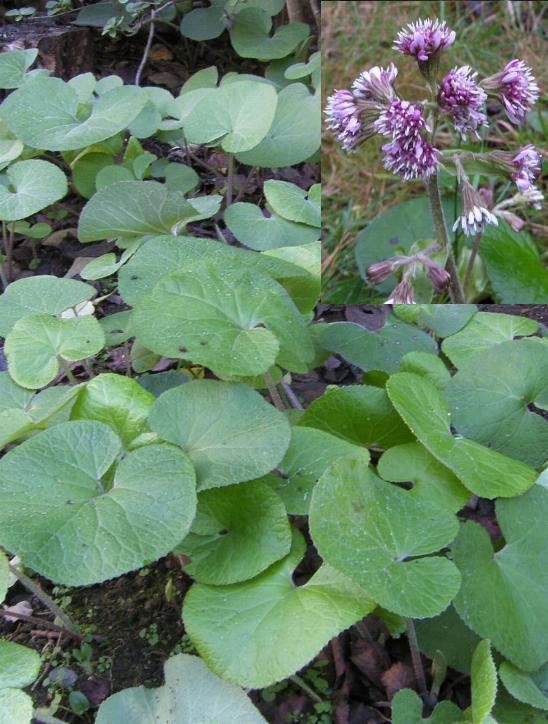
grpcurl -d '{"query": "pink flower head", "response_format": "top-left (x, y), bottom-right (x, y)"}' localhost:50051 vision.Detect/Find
top-left (324, 89), bottom-right (362, 151)
top-left (482, 59), bottom-right (539, 125)
top-left (375, 98), bottom-right (430, 147)
top-left (438, 66), bottom-right (488, 140)
top-left (453, 177), bottom-right (498, 236)
top-left (385, 279), bottom-right (415, 305)
top-left (352, 63), bottom-right (398, 104)
top-left (511, 144), bottom-right (542, 192)
top-left (393, 18), bottom-right (455, 63)
top-left (382, 136), bottom-right (439, 181)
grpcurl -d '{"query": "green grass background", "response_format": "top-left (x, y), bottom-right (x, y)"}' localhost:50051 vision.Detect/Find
top-left (322, 0), bottom-right (547, 302)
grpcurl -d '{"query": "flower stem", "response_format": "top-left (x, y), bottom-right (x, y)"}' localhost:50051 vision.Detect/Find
top-left (462, 233), bottom-right (482, 300)
top-left (8, 563), bottom-right (80, 635)
top-left (263, 372), bottom-right (285, 412)
top-left (426, 174), bottom-right (465, 303)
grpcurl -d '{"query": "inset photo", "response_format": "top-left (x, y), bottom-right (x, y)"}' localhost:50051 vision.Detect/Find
top-left (322, 1), bottom-right (547, 304)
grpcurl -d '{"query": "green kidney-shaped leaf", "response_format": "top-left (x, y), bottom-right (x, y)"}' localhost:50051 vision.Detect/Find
top-left (230, 8), bottom-right (308, 60)
top-left (183, 530), bottom-right (375, 688)
top-left (0, 640), bottom-right (41, 689)
top-left (391, 688), bottom-right (463, 724)
top-left (480, 221), bottom-right (548, 303)
top-left (224, 202), bottom-right (319, 250)
top-left (5, 314), bottom-right (105, 389)
top-left (96, 653), bottom-right (266, 723)
top-left (0, 77), bottom-right (146, 151)
top-left (386, 373), bottom-right (537, 498)
top-left (78, 180), bottom-right (203, 241)
top-left (297, 384), bottom-right (414, 450)
top-left (441, 311), bottom-right (541, 368)
top-left (177, 480), bottom-right (291, 584)
top-left (265, 426), bottom-right (370, 515)
top-left (0, 160), bottom-right (67, 221)
top-left (148, 380), bottom-right (290, 490)
top-left (378, 442), bottom-right (469, 513)
top-left (117, 235), bottom-right (315, 313)
top-left (314, 317), bottom-right (438, 373)
top-left (499, 661), bottom-right (548, 711)
top-left (355, 196), bottom-right (457, 292)
top-left (184, 80), bottom-right (277, 152)
top-left (0, 49), bottom-right (38, 89)
top-left (445, 338), bottom-right (548, 468)
top-left (393, 304), bottom-right (477, 338)
top-left (452, 485), bottom-right (548, 672)
top-left (0, 687), bottom-right (34, 724)
top-left (71, 373), bottom-right (155, 447)
top-left (0, 276), bottom-right (97, 337)
top-left (180, 6), bottom-right (226, 41)
top-left (309, 458), bottom-right (461, 618)
top-left (0, 372), bottom-right (79, 449)
top-left (471, 640), bottom-right (498, 724)
top-left (236, 83), bottom-right (320, 167)
top-left (263, 180), bottom-right (321, 227)
top-left (131, 258), bottom-right (314, 378)
top-left (0, 422), bottom-right (197, 585)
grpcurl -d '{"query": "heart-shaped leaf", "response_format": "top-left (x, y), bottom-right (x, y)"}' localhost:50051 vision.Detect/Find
top-left (391, 689), bottom-right (462, 724)
top-left (184, 80), bottom-right (277, 152)
top-left (0, 49), bottom-right (38, 89)
top-left (180, 5), bottom-right (226, 41)
top-left (452, 484), bottom-right (548, 672)
top-left (5, 314), bottom-right (105, 389)
top-left (0, 139), bottom-right (24, 172)
top-left (183, 529), bottom-right (375, 687)
top-left (480, 221), bottom-right (548, 303)
top-left (149, 380), bottom-right (290, 490)
top-left (96, 654), bottom-right (267, 723)
top-left (378, 442), bottom-right (469, 513)
top-left (310, 457), bottom-right (461, 618)
top-left (263, 180), bottom-right (320, 227)
top-left (0, 421), bottom-right (197, 584)
top-left (236, 83), bottom-right (320, 167)
top-left (131, 258), bottom-right (314, 378)
top-left (229, 8), bottom-right (308, 60)
top-left (262, 242), bottom-right (320, 312)
top-left (0, 639), bottom-right (40, 723)
top-left (71, 373), bottom-right (155, 447)
top-left (177, 480), bottom-right (291, 584)
top-left (0, 372), bottom-right (79, 449)
top-left (78, 181), bottom-right (207, 242)
top-left (118, 235), bottom-right (315, 310)
top-left (0, 77), bottom-right (146, 151)
top-left (298, 384), bottom-right (413, 449)
top-left (386, 373), bottom-right (537, 498)
top-left (441, 312), bottom-right (541, 368)
top-left (314, 317), bottom-right (438, 373)
top-left (393, 304), bottom-right (477, 338)
top-left (499, 661), bottom-right (548, 711)
top-left (415, 605), bottom-right (481, 674)
top-left (224, 202), bottom-right (319, 250)
top-left (399, 351), bottom-right (452, 389)
top-left (264, 426), bottom-right (370, 515)
top-left (0, 160), bottom-right (67, 221)
top-left (0, 276), bottom-right (97, 337)
top-left (446, 339), bottom-right (548, 467)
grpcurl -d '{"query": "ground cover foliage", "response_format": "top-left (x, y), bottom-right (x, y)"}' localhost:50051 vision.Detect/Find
top-left (322, 1), bottom-right (547, 304)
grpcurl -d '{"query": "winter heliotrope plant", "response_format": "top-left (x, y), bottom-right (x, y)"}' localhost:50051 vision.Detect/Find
top-left (325, 18), bottom-right (543, 304)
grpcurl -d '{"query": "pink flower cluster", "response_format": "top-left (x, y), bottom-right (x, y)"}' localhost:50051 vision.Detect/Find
top-left (511, 144), bottom-right (542, 192)
top-left (482, 59), bottom-right (540, 125)
top-left (324, 89), bottom-right (362, 151)
top-left (438, 66), bottom-right (487, 140)
top-left (393, 18), bottom-right (455, 62)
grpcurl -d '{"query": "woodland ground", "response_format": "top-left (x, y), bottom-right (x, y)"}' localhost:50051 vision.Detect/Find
top-left (321, 0), bottom-right (548, 302)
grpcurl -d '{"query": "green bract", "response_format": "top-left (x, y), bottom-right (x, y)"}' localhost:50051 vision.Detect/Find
top-left (0, 160), bottom-right (67, 221)
top-left (452, 485), bottom-right (548, 672)
top-left (148, 380), bottom-right (290, 490)
top-left (310, 457), bottom-right (461, 618)
top-left (0, 76), bottom-right (146, 151)
top-left (96, 654), bottom-right (267, 723)
top-left (183, 530), bottom-right (375, 688)
top-left (177, 480), bottom-right (291, 584)
top-left (0, 421), bottom-right (197, 584)
top-left (131, 258), bottom-right (314, 378)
